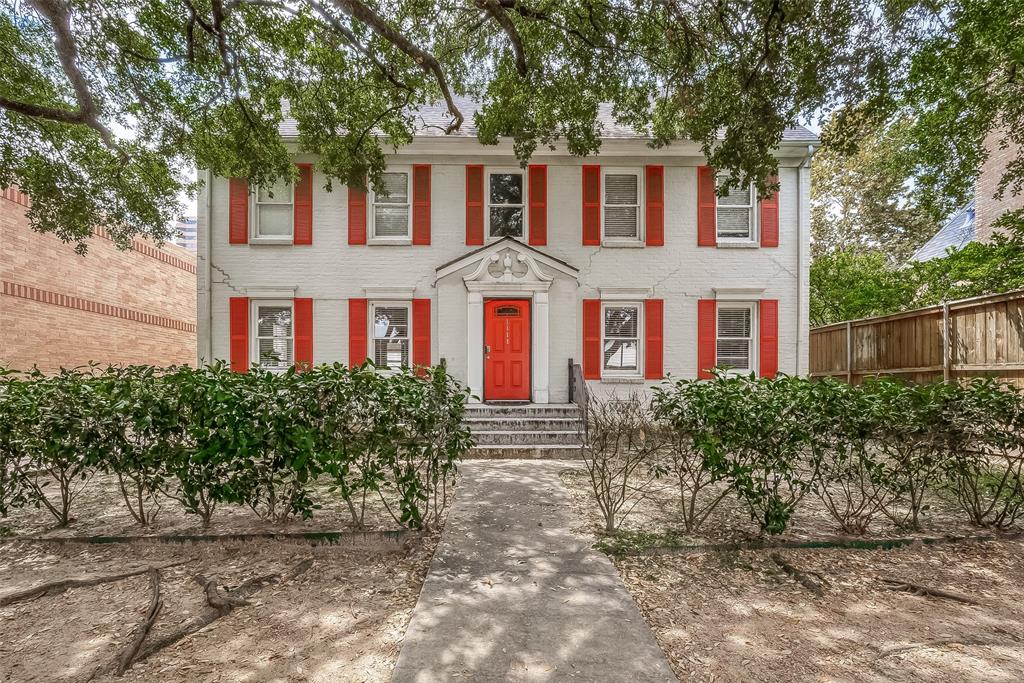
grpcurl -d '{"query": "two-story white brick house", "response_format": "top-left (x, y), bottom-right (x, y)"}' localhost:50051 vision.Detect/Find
top-left (196, 102), bottom-right (817, 404)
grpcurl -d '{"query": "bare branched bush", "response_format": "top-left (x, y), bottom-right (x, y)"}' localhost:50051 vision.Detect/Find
top-left (580, 394), bottom-right (667, 533)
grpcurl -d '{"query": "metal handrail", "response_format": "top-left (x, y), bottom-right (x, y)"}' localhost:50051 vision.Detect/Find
top-left (568, 358), bottom-right (589, 444)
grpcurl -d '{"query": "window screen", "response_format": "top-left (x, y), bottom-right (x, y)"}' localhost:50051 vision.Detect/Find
top-left (373, 172), bottom-right (410, 238)
top-left (716, 177), bottom-right (753, 239)
top-left (488, 172), bottom-right (524, 237)
top-left (603, 305), bottom-right (640, 372)
top-left (373, 305), bottom-right (410, 369)
top-left (256, 179), bottom-right (293, 237)
top-left (717, 306), bottom-right (753, 370)
top-left (604, 173), bottom-right (640, 239)
top-left (256, 304), bottom-right (293, 369)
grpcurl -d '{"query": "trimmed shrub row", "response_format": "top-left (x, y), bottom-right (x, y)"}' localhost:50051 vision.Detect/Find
top-left (0, 362), bottom-right (472, 530)
top-left (581, 373), bottom-right (1024, 536)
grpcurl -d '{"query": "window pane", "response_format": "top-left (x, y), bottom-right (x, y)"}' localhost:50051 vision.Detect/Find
top-left (717, 180), bottom-right (752, 207)
top-left (374, 172), bottom-right (408, 204)
top-left (605, 174), bottom-right (638, 205)
top-left (374, 339), bottom-right (409, 369)
top-left (603, 339), bottom-right (638, 370)
top-left (718, 308), bottom-right (751, 337)
top-left (259, 338), bottom-right (293, 368)
top-left (373, 307), bottom-right (408, 340)
top-left (717, 207), bottom-right (751, 238)
top-left (258, 205), bottom-right (293, 236)
top-left (258, 179), bottom-right (291, 204)
top-left (489, 173), bottom-right (523, 205)
top-left (604, 307), bottom-right (639, 338)
top-left (257, 306), bottom-right (292, 337)
top-left (489, 206), bottom-right (524, 237)
top-left (605, 206), bottom-right (638, 238)
top-left (374, 206), bottom-right (410, 237)
top-left (717, 339), bottom-right (750, 369)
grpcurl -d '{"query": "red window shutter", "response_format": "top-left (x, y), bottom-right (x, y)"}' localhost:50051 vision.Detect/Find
top-left (644, 299), bottom-right (664, 379)
top-left (760, 175), bottom-right (780, 247)
top-left (645, 165), bottom-right (664, 246)
top-left (697, 166), bottom-right (717, 247)
top-left (582, 298), bottom-right (602, 379)
top-left (229, 297), bottom-right (249, 373)
top-left (229, 178), bottom-right (248, 244)
top-left (293, 164), bottom-right (313, 245)
top-left (348, 298), bottom-right (368, 367)
top-left (466, 165), bottom-right (484, 245)
top-left (412, 164), bottom-right (431, 245)
top-left (528, 165), bottom-right (547, 245)
top-left (348, 183), bottom-right (366, 245)
top-left (759, 299), bottom-right (779, 378)
top-left (293, 298), bottom-right (313, 369)
top-left (697, 299), bottom-right (717, 379)
top-left (582, 165), bottom-right (601, 246)
top-left (412, 298), bottom-right (431, 373)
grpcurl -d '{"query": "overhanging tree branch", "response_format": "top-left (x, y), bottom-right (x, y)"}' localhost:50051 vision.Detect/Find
top-left (478, 0), bottom-right (528, 77)
top-left (325, 0), bottom-right (463, 133)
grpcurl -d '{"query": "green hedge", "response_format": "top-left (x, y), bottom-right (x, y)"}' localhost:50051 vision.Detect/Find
top-left (0, 362), bottom-right (472, 529)
top-left (650, 373), bottom-right (1024, 536)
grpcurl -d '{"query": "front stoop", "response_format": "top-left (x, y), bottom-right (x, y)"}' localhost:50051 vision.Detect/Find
top-left (464, 403), bottom-right (584, 459)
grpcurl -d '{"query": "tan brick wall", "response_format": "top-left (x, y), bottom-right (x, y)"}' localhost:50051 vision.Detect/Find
top-left (1, 190), bottom-right (197, 372)
top-left (975, 128), bottom-right (1024, 242)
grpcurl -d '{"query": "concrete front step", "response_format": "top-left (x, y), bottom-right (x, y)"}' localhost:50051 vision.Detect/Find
top-left (467, 444), bottom-right (585, 459)
top-left (471, 430), bottom-right (583, 446)
top-left (464, 403), bottom-right (581, 419)
top-left (465, 417), bottom-right (583, 432)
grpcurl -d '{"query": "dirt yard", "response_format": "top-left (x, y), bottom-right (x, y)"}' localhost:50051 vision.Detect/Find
top-left (0, 535), bottom-right (437, 683)
top-left (561, 469), bottom-right (1024, 682)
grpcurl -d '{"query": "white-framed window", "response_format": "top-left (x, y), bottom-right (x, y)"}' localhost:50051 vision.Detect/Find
top-left (717, 303), bottom-right (756, 372)
top-left (716, 175), bottom-right (756, 242)
top-left (487, 170), bottom-right (525, 238)
top-left (253, 178), bottom-right (294, 238)
top-left (603, 168), bottom-right (642, 242)
top-left (253, 300), bottom-right (294, 370)
top-left (370, 169), bottom-right (411, 241)
top-left (602, 303), bottom-right (642, 376)
top-left (371, 302), bottom-right (411, 370)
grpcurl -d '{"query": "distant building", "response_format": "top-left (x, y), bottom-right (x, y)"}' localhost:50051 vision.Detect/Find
top-left (909, 202), bottom-right (975, 262)
top-left (1, 188), bottom-right (197, 372)
top-left (173, 215), bottom-right (198, 252)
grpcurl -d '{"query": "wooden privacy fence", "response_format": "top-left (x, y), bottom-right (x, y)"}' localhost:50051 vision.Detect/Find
top-left (810, 289), bottom-right (1024, 387)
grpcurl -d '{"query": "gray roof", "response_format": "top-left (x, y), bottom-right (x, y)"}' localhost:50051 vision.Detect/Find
top-left (909, 202), bottom-right (976, 262)
top-left (278, 96), bottom-right (819, 143)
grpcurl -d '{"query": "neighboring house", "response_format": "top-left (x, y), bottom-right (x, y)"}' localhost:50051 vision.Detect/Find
top-left (173, 216), bottom-right (199, 252)
top-left (1, 187), bottom-right (197, 372)
top-left (909, 202), bottom-right (975, 262)
top-left (196, 101), bottom-right (816, 403)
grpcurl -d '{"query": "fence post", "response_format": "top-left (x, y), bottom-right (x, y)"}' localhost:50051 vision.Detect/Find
top-left (942, 301), bottom-right (951, 382)
top-left (845, 321), bottom-right (853, 384)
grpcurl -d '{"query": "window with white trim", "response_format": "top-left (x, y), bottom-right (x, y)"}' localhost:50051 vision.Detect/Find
top-left (487, 171), bottom-right (524, 238)
top-left (716, 175), bottom-right (755, 241)
top-left (716, 303), bottom-right (755, 371)
top-left (254, 301), bottom-right (293, 370)
top-left (371, 302), bottom-right (410, 370)
top-left (603, 169), bottom-right (641, 241)
top-left (602, 303), bottom-right (641, 375)
top-left (370, 170), bottom-right (411, 240)
top-left (254, 178), bottom-right (294, 238)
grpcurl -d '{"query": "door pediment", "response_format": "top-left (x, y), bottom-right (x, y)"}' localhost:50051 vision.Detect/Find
top-left (434, 237), bottom-right (579, 292)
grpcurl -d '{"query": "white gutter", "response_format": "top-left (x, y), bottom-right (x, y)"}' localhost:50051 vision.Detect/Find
top-left (200, 167), bottom-right (213, 365)
top-left (796, 144), bottom-right (817, 376)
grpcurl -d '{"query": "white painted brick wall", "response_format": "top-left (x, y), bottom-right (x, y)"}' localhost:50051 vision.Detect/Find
top-left (198, 142), bottom-right (811, 400)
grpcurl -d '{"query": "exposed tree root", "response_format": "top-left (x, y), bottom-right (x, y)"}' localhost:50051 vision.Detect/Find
top-left (123, 558), bottom-right (314, 673)
top-left (877, 577), bottom-right (979, 605)
top-left (771, 552), bottom-right (825, 597)
top-left (116, 568), bottom-right (162, 675)
top-left (0, 560), bottom-right (186, 607)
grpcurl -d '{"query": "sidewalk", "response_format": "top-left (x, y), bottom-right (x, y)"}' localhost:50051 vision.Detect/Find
top-left (391, 460), bottom-right (676, 682)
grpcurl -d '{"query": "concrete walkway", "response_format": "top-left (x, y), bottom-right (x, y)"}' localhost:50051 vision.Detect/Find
top-left (391, 460), bottom-right (676, 682)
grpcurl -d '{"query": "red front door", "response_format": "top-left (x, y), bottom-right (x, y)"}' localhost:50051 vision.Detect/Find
top-left (484, 299), bottom-right (531, 401)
